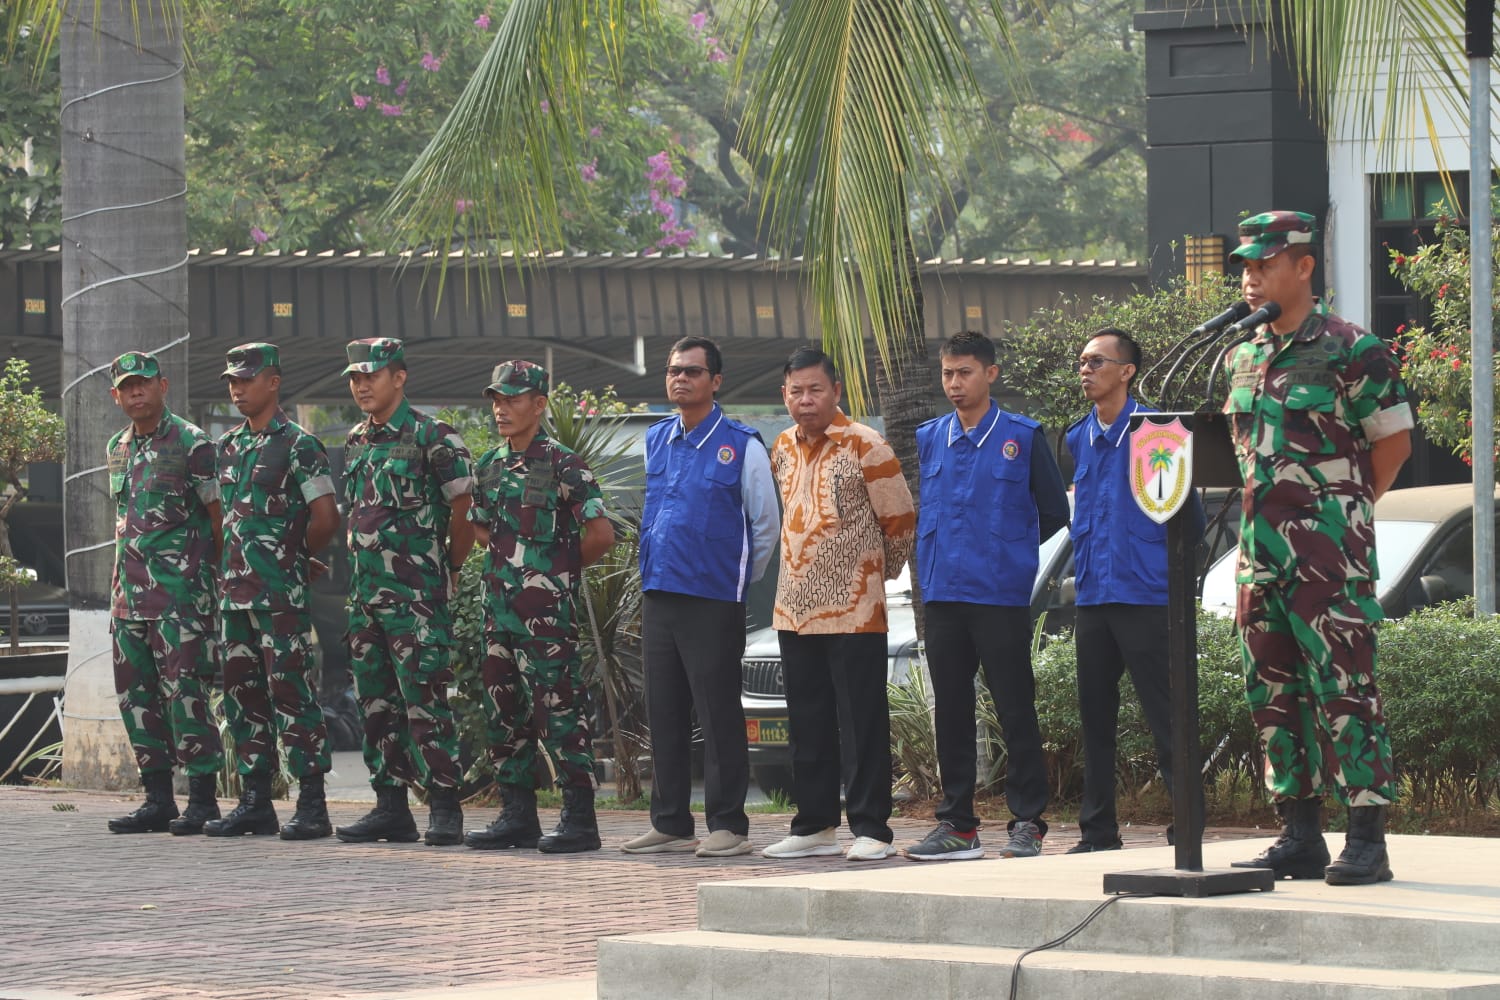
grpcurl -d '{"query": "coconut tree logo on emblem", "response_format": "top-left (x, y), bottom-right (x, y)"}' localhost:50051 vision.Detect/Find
top-left (1129, 416), bottom-right (1192, 524)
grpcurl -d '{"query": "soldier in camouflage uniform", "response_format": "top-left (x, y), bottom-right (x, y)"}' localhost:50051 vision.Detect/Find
top-left (105, 351), bottom-right (227, 835)
top-left (1221, 211), bottom-right (1413, 886)
top-left (335, 338), bottom-right (476, 847)
top-left (205, 343), bottom-right (340, 840)
top-left (464, 361), bottom-right (615, 854)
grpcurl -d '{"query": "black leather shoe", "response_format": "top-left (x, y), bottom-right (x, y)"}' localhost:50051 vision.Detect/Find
top-left (1065, 838), bottom-right (1123, 854)
top-left (280, 774), bottom-right (333, 841)
top-left (465, 784), bottom-right (542, 850)
top-left (204, 772), bottom-right (280, 837)
top-left (108, 772), bottom-right (179, 834)
top-left (537, 786), bottom-right (601, 854)
top-left (424, 786), bottom-right (464, 846)
top-left (1325, 805), bottom-right (1393, 885)
top-left (168, 774), bottom-right (220, 835)
top-left (336, 785), bottom-right (420, 843)
top-left (1231, 798), bottom-right (1329, 879)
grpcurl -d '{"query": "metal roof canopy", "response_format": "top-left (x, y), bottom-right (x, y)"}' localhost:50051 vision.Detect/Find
top-left (1, 247), bottom-right (1143, 408)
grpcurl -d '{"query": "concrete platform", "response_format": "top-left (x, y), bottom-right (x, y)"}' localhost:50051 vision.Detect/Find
top-left (597, 835), bottom-right (1500, 999)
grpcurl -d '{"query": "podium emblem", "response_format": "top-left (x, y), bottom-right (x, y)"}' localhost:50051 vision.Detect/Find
top-left (1129, 416), bottom-right (1193, 523)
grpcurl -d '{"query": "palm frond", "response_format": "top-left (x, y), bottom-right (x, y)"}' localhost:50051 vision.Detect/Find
top-left (1247, 0), bottom-right (1485, 175)
top-left (381, 0), bottom-right (653, 299)
top-left (726, 0), bottom-right (1013, 412)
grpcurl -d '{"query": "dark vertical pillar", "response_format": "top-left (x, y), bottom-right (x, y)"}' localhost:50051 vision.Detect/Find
top-left (1134, 1), bottom-right (1327, 292)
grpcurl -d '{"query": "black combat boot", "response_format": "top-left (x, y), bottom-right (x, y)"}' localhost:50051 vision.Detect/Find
top-left (335, 784), bottom-right (420, 843)
top-left (424, 786), bottom-right (465, 846)
top-left (168, 774), bottom-right (221, 836)
top-left (108, 771), bottom-right (179, 834)
top-left (204, 772), bottom-right (280, 836)
top-left (1325, 805), bottom-right (1394, 885)
top-left (537, 785), bottom-right (601, 854)
top-left (1230, 797), bottom-right (1329, 879)
top-left (464, 784), bottom-right (542, 850)
top-left (280, 773), bottom-right (333, 841)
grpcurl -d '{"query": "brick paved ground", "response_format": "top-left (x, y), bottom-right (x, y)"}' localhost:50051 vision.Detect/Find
top-left (0, 786), bottom-right (1258, 1000)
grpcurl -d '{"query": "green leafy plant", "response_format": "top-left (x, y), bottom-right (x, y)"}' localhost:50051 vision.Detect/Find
top-left (1388, 211), bottom-right (1500, 474)
top-left (0, 358), bottom-right (65, 651)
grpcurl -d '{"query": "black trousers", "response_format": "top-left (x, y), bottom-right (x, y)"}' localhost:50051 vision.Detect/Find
top-left (1074, 603), bottom-right (1197, 844)
top-left (642, 591), bottom-right (750, 837)
top-left (925, 602), bottom-right (1048, 831)
top-left (778, 630), bottom-right (892, 843)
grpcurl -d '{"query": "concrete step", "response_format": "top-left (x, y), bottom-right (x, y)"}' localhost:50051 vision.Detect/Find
top-left (598, 929), bottom-right (1500, 1000)
top-left (695, 835), bottom-right (1500, 976)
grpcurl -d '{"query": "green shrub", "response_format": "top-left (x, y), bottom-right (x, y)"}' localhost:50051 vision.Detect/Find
top-left (1378, 600), bottom-right (1500, 812)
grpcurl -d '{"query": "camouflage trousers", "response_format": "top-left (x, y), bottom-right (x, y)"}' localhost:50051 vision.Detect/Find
top-left (221, 609), bottom-right (330, 779)
top-left (348, 599), bottom-right (460, 790)
top-left (111, 615), bottom-right (224, 778)
top-left (480, 629), bottom-right (595, 790)
top-left (1237, 580), bottom-right (1397, 806)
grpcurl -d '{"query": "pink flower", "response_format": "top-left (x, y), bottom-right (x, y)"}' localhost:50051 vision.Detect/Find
top-left (589, 125), bottom-right (602, 138)
top-left (689, 11), bottom-right (707, 32)
top-left (421, 52), bottom-right (441, 72)
top-left (539, 99), bottom-right (551, 113)
top-left (352, 94), bottom-right (371, 110)
top-left (379, 103), bottom-right (403, 117)
top-left (475, 13), bottom-right (491, 29)
top-left (395, 78), bottom-right (409, 97)
top-left (708, 46), bottom-right (728, 63)
top-left (579, 158), bottom-right (599, 183)
top-left (1454, 358), bottom-right (1463, 370)
top-left (376, 65), bottom-right (391, 86)
top-left (250, 226), bottom-right (269, 245)
top-left (455, 199), bottom-right (474, 215)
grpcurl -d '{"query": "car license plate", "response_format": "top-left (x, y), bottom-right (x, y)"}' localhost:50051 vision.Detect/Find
top-left (746, 717), bottom-right (789, 745)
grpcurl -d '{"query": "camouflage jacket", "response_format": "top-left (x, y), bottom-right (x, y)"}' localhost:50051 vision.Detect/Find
top-left (1222, 305), bottom-right (1413, 584)
top-left (469, 428), bottom-right (607, 635)
top-left (344, 398), bottom-right (474, 606)
top-left (218, 408), bottom-right (336, 612)
top-left (109, 408), bottom-right (221, 620)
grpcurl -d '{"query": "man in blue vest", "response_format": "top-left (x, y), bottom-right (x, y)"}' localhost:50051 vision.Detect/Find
top-left (904, 331), bottom-right (1069, 861)
top-left (1065, 327), bottom-right (1204, 854)
top-left (623, 336), bottom-right (780, 858)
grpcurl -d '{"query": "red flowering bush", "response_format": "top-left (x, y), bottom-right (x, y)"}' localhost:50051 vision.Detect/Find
top-left (1389, 213), bottom-right (1500, 471)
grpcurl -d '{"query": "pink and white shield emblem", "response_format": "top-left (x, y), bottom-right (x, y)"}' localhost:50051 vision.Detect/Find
top-left (1129, 416), bottom-right (1193, 524)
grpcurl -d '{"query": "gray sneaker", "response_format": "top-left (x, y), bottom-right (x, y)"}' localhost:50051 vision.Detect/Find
top-left (1000, 819), bottom-right (1043, 858)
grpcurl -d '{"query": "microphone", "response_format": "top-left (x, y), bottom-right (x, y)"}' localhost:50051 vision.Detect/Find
top-left (1223, 301), bottom-right (1282, 338)
top-left (1189, 300), bottom-right (1252, 337)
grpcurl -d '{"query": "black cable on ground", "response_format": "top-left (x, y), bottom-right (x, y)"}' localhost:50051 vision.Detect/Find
top-left (1008, 892), bottom-right (1158, 1000)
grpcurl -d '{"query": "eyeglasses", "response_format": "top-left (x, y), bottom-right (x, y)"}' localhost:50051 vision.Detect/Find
top-left (665, 365), bottom-right (711, 378)
top-left (1078, 356), bottom-right (1131, 371)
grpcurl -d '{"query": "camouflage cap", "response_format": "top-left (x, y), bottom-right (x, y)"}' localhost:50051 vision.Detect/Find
top-left (343, 338), bottom-right (404, 375)
top-left (1230, 210), bottom-right (1318, 261)
top-left (484, 360), bottom-right (549, 397)
top-left (110, 351), bottom-right (162, 387)
top-left (221, 342), bottom-right (280, 379)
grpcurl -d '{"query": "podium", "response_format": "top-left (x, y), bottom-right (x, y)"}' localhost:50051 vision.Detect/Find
top-left (1101, 411), bottom-right (1275, 897)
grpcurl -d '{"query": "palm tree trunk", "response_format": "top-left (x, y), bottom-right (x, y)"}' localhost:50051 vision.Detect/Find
top-left (870, 216), bottom-right (938, 637)
top-left (60, 1), bottom-right (190, 788)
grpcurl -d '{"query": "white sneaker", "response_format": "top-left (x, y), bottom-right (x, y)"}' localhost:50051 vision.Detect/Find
top-left (846, 836), bottom-right (896, 861)
top-left (762, 828), bottom-right (841, 858)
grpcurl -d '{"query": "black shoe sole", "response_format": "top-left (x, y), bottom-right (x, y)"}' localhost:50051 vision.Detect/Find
top-left (464, 836), bottom-right (542, 850)
top-left (335, 830), bottom-right (421, 843)
top-left (280, 826), bottom-right (334, 841)
top-left (204, 820), bottom-right (282, 837)
top-left (536, 838), bottom-right (603, 854)
top-left (108, 823), bottom-right (174, 834)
